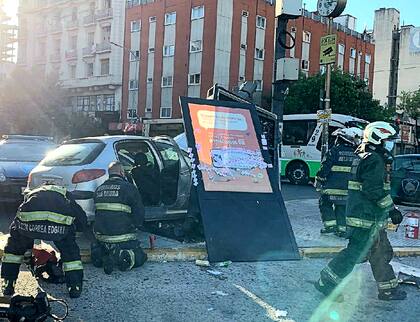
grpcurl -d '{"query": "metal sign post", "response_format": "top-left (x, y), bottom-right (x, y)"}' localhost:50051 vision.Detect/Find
top-left (320, 18), bottom-right (334, 160)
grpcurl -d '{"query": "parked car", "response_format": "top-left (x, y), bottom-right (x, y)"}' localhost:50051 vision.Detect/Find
top-left (27, 135), bottom-right (192, 223)
top-left (391, 154), bottom-right (420, 206)
top-left (0, 135), bottom-right (56, 203)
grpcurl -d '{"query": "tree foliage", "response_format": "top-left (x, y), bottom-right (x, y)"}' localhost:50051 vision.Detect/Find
top-left (284, 71), bottom-right (393, 122)
top-left (0, 68), bottom-right (104, 141)
top-left (398, 89), bottom-right (420, 120)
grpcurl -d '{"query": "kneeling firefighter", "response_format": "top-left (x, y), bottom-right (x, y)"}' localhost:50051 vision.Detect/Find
top-left (1, 185), bottom-right (87, 298)
top-left (91, 161), bottom-right (147, 274)
top-left (315, 127), bottom-right (362, 237)
top-left (315, 121), bottom-right (406, 301)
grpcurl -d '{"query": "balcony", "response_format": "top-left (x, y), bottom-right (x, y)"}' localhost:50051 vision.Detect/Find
top-left (65, 49), bottom-right (78, 60)
top-left (95, 42), bottom-right (111, 53)
top-left (83, 46), bottom-right (95, 57)
top-left (50, 23), bottom-right (62, 34)
top-left (96, 8), bottom-right (113, 21)
top-left (83, 14), bottom-right (95, 26)
top-left (49, 52), bottom-right (61, 62)
top-left (66, 20), bottom-right (79, 30)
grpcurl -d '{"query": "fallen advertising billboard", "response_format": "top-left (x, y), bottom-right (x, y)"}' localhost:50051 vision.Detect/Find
top-left (180, 97), bottom-right (299, 262)
top-left (189, 104), bottom-right (272, 193)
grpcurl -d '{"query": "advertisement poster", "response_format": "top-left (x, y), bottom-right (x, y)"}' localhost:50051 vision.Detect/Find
top-left (188, 103), bottom-right (272, 193)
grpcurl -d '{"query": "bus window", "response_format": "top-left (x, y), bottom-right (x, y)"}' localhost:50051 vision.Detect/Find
top-left (283, 120), bottom-right (317, 146)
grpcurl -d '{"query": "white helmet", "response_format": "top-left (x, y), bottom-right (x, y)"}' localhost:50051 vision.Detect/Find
top-left (332, 127), bottom-right (363, 145)
top-left (363, 121), bottom-right (398, 145)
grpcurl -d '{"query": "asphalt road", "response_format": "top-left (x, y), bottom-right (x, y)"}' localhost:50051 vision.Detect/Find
top-left (10, 257), bottom-right (420, 322)
top-left (281, 182), bottom-right (319, 201)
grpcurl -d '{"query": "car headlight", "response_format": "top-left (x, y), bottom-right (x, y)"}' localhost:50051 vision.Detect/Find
top-left (0, 172), bottom-right (6, 182)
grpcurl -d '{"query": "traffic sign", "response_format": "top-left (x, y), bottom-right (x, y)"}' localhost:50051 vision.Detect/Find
top-left (317, 109), bottom-right (332, 123)
top-left (320, 35), bottom-right (337, 65)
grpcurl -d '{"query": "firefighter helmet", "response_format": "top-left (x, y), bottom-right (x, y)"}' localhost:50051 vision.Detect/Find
top-left (332, 127), bottom-right (363, 145)
top-left (362, 121), bottom-right (398, 145)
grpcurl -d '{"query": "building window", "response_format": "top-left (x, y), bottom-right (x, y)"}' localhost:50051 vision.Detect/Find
top-left (349, 48), bottom-right (356, 75)
top-left (190, 40), bottom-right (202, 53)
top-left (164, 12), bottom-right (176, 25)
top-left (100, 58), bottom-right (110, 75)
top-left (301, 59), bottom-right (309, 71)
top-left (188, 73), bottom-right (201, 85)
top-left (303, 31), bottom-right (311, 43)
top-left (77, 96), bottom-right (90, 112)
top-left (89, 95), bottom-right (100, 111)
top-left (255, 48), bottom-right (265, 60)
top-left (163, 45), bottom-right (175, 57)
top-left (255, 80), bottom-right (263, 91)
top-left (337, 44), bottom-right (345, 70)
top-left (365, 54), bottom-right (371, 84)
top-left (320, 65), bottom-right (327, 75)
top-left (365, 54), bottom-right (371, 64)
top-left (131, 20), bottom-right (140, 32)
top-left (191, 6), bottom-right (204, 20)
top-left (69, 65), bottom-right (76, 79)
top-left (87, 32), bottom-right (95, 47)
top-left (256, 16), bottom-right (266, 29)
top-left (350, 48), bottom-right (357, 58)
top-left (161, 76), bottom-right (173, 87)
top-left (71, 7), bottom-right (78, 21)
top-left (70, 35), bottom-right (77, 50)
top-left (130, 50), bottom-right (140, 61)
top-left (104, 94), bottom-right (115, 111)
top-left (86, 62), bottom-right (94, 77)
top-left (160, 107), bottom-right (172, 118)
top-left (129, 79), bottom-right (138, 90)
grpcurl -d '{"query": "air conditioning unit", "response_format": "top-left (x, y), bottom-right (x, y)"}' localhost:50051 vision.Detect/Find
top-left (149, 16), bottom-right (157, 23)
top-left (276, 0), bottom-right (302, 18)
top-left (240, 44), bottom-right (247, 50)
top-left (148, 48), bottom-right (155, 53)
top-left (291, 26), bottom-right (297, 33)
top-left (147, 77), bottom-right (153, 83)
top-left (242, 10), bottom-right (249, 17)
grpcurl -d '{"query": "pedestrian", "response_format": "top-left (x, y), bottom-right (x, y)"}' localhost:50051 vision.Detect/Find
top-left (315, 127), bottom-right (362, 237)
top-left (1, 185), bottom-right (87, 298)
top-left (91, 161), bottom-right (147, 275)
top-left (315, 121), bottom-right (406, 301)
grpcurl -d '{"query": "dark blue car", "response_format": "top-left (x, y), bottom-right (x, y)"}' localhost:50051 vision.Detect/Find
top-left (391, 154), bottom-right (420, 206)
top-left (0, 135), bottom-right (56, 203)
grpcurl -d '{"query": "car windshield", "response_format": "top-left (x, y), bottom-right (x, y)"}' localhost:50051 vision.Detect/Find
top-left (394, 156), bottom-right (420, 171)
top-left (41, 142), bottom-right (105, 166)
top-left (0, 142), bottom-right (55, 162)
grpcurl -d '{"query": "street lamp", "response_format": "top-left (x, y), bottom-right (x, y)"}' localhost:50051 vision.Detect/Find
top-left (110, 41), bottom-right (139, 125)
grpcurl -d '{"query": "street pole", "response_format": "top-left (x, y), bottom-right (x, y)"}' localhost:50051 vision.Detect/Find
top-left (110, 41), bottom-right (139, 125)
top-left (321, 18), bottom-right (333, 161)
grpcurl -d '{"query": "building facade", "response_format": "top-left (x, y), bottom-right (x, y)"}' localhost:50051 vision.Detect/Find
top-left (373, 8), bottom-right (420, 106)
top-left (0, 2), bottom-right (17, 82)
top-left (286, 10), bottom-right (375, 90)
top-left (121, 0), bottom-right (275, 126)
top-left (17, 0), bottom-right (126, 122)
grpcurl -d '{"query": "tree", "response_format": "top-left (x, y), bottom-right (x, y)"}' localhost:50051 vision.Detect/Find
top-left (0, 68), bottom-right (104, 141)
top-left (398, 89), bottom-right (420, 151)
top-left (284, 71), bottom-right (393, 122)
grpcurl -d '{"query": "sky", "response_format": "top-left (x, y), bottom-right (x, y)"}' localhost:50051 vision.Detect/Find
top-left (305, 0), bottom-right (420, 32)
top-left (1, 0), bottom-right (419, 31)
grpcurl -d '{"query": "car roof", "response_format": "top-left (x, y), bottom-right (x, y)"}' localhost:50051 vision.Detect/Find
top-left (65, 135), bottom-right (150, 144)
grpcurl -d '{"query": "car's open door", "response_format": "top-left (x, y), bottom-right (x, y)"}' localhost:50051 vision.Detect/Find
top-left (152, 136), bottom-right (192, 212)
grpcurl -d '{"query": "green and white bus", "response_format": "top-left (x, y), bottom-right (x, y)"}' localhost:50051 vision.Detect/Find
top-left (281, 114), bottom-right (368, 185)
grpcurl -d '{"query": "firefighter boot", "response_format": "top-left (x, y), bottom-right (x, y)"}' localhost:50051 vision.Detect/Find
top-left (320, 226), bottom-right (337, 234)
top-left (2, 279), bottom-right (15, 296)
top-left (68, 283), bottom-right (83, 299)
top-left (103, 254), bottom-right (114, 275)
top-left (378, 288), bottom-right (407, 301)
top-left (118, 249), bottom-right (134, 272)
top-left (314, 279), bottom-right (344, 303)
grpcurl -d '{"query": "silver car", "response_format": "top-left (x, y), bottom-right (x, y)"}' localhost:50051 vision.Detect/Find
top-left (27, 135), bottom-right (192, 223)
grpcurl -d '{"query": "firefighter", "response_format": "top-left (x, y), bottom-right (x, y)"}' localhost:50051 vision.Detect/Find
top-left (315, 127), bottom-right (362, 237)
top-left (1, 185), bottom-right (87, 298)
top-left (91, 161), bottom-right (147, 275)
top-left (315, 121), bottom-right (406, 301)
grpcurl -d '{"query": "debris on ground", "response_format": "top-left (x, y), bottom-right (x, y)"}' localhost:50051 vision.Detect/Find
top-left (274, 310), bottom-right (288, 318)
top-left (398, 272), bottom-right (420, 289)
top-left (214, 261), bottom-right (232, 268)
top-left (206, 269), bottom-right (227, 280)
top-left (211, 291), bottom-right (229, 296)
top-left (195, 259), bottom-right (210, 267)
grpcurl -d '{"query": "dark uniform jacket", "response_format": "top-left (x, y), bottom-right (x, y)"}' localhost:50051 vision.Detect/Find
top-left (94, 175), bottom-right (145, 243)
top-left (346, 144), bottom-right (394, 229)
top-left (13, 185), bottom-right (87, 242)
top-left (316, 143), bottom-right (358, 205)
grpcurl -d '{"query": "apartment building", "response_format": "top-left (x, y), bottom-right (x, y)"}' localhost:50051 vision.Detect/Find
top-left (17, 0), bottom-right (126, 123)
top-left (0, 4), bottom-right (17, 81)
top-left (121, 0), bottom-right (275, 126)
top-left (287, 11), bottom-right (375, 90)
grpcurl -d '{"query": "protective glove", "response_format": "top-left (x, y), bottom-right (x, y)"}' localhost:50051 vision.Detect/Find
top-left (314, 177), bottom-right (325, 192)
top-left (389, 208), bottom-right (403, 225)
